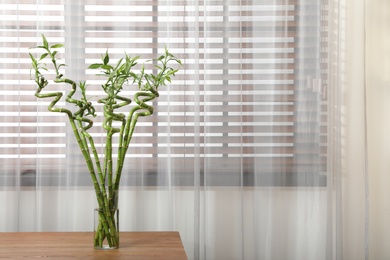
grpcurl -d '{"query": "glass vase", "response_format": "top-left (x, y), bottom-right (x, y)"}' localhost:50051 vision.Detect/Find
top-left (94, 207), bottom-right (119, 250)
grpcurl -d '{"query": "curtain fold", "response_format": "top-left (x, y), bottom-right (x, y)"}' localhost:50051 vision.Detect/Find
top-left (341, 0), bottom-right (368, 259)
top-left (366, 0), bottom-right (390, 259)
top-left (0, 0), bottom-right (382, 259)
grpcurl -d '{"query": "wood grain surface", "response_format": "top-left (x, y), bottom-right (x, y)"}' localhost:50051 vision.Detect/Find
top-left (0, 232), bottom-right (188, 259)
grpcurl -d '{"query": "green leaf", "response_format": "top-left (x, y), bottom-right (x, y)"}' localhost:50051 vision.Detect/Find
top-left (118, 63), bottom-right (127, 73)
top-left (88, 63), bottom-right (102, 69)
top-left (29, 53), bottom-right (36, 62)
top-left (166, 69), bottom-right (178, 76)
top-left (50, 44), bottom-right (64, 49)
top-left (103, 51), bottom-right (109, 65)
top-left (101, 65), bottom-right (113, 70)
top-left (41, 34), bottom-right (49, 49)
top-left (114, 58), bottom-right (124, 70)
top-left (39, 53), bottom-right (49, 61)
top-left (78, 81), bottom-right (87, 91)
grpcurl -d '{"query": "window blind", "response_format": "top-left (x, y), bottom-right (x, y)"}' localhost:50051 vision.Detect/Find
top-left (0, 0), bottom-right (327, 186)
top-left (0, 1), bottom-right (66, 186)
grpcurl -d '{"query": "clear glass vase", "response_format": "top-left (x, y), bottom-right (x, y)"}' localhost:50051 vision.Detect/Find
top-left (94, 207), bottom-right (119, 250)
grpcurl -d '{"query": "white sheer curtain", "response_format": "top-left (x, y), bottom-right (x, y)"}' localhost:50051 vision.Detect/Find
top-left (366, 0), bottom-right (390, 259)
top-left (0, 0), bottom-right (384, 259)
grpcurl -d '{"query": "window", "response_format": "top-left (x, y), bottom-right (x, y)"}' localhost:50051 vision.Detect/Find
top-left (0, 0), bottom-right (327, 187)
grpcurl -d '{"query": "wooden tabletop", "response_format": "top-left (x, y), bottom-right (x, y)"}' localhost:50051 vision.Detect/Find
top-left (0, 231), bottom-right (188, 259)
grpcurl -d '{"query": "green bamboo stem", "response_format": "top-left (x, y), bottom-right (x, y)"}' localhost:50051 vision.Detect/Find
top-left (100, 100), bottom-right (117, 189)
top-left (113, 92), bottom-right (156, 191)
top-left (113, 96), bottom-right (131, 190)
top-left (78, 117), bottom-right (117, 247)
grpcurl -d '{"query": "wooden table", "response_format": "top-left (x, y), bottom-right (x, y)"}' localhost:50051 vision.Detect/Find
top-left (0, 232), bottom-right (188, 259)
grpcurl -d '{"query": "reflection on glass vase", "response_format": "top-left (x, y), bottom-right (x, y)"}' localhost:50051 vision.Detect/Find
top-left (94, 207), bottom-right (119, 250)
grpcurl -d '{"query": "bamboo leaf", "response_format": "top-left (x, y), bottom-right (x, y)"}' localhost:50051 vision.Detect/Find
top-left (29, 53), bottom-right (36, 63)
top-left (41, 34), bottom-right (49, 49)
top-left (118, 63), bottom-right (127, 73)
top-left (101, 65), bottom-right (113, 70)
top-left (166, 69), bottom-right (178, 76)
top-left (103, 51), bottom-right (109, 65)
top-left (39, 53), bottom-right (49, 61)
top-left (114, 58), bottom-right (124, 70)
top-left (89, 63), bottom-right (102, 69)
top-left (51, 43), bottom-right (64, 49)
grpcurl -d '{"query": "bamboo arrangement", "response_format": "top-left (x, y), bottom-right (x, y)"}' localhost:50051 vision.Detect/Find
top-left (29, 35), bottom-right (181, 248)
